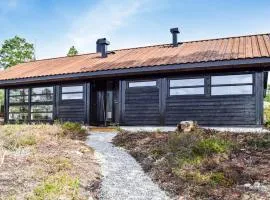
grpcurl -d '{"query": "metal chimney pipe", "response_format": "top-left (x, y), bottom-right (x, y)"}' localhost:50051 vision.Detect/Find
top-left (170, 28), bottom-right (180, 47)
top-left (96, 38), bottom-right (110, 58)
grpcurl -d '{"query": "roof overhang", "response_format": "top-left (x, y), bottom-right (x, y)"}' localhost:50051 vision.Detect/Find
top-left (1, 58), bottom-right (270, 88)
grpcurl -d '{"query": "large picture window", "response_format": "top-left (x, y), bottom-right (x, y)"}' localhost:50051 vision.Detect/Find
top-left (61, 85), bottom-right (83, 100)
top-left (211, 74), bottom-right (253, 95)
top-left (30, 86), bottom-right (54, 120)
top-left (8, 88), bottom-right (29, 120)
top-left (169, 78), bottom-right (205, 96)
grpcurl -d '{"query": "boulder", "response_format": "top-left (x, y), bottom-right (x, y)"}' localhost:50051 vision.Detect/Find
top-left (177, 121), bottom-right (197, 132)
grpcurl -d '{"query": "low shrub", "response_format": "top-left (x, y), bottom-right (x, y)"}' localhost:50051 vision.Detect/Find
top-left (193, 138), bottom-right (233, 156)
top-left (209, 172), bottom-right (233, 187)
top-left (247, 133), bottom-right (270, 149)
top-left (168, 131), bottom-right (203, 153)
top-left (61, 122), bottom-right (87, 139)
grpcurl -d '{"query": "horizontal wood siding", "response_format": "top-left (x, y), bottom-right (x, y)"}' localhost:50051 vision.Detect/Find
top-left (124, 87), bottom-right (160, 125)
top-left (165, 96), bottom-right (256, 126)
top-left (57, 84), bottom-right (87, 123)
top-left (58, 101), bottom-right (85, 122)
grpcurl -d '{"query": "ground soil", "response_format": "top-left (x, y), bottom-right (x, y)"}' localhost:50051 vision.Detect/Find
top-left (113, 129), bottom-right (270, 200)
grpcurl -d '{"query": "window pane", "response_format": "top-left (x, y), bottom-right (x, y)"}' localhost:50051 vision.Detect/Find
top-left (32, 94), bottom-right (53, 102)
top-left (62, 86), bottom-right (83, 93)
top-left (31, 113), bottom-right (53, 120)
top-left (129, 81), bottom-right (156, 87)
top-left (211, 74), bottom-right (252, 85)
top-left (9, 105), bottom-right (28, 113)
top-left (211, 85), bottom-right (253, 95)
top-left (170, 78), bottom-right (204, 87)
top-left (9, 113), bottom-right (28, 120)
top-left (170, 87), bottom-right (204, 96)
top-left (32, 87), bottom-right (53, 95)
top-left (62, 93), bottom-right (83, 100)
top-left (31, 105), bottom-right (53, 112)
top-left (9, 96), bottom-right (28, 103)
top-left (10, 88), bottom-right (28, 96)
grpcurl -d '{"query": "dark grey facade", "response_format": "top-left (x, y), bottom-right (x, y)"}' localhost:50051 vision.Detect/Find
top-left (3, 69), bottom-right (267, 127)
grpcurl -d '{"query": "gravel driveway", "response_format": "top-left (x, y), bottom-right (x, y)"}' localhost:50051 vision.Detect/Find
top-left (86, 132), bottom-right (170, 200)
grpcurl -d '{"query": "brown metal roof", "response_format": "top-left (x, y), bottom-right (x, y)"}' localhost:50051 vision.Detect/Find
top-left (0, 33), bottom-right (270, 81)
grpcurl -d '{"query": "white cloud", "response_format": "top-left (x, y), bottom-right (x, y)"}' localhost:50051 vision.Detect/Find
top-left (67, 0), bottom-right (150, 52)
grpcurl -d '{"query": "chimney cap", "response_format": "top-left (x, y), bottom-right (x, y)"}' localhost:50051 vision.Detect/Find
top-left (170, 27), bottom-right (180, 34)
top-left (96, 38), bottom-right (110, 45)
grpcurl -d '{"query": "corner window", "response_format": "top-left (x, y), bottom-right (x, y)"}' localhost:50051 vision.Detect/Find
top-left (211, 74), bottom-right (253, 95)
top-left (128, 81), bottom-right (156, 88)
top-left (61, 85), bottom-right (83, 100)
top-left (169, 78), bottom-right (205, 96)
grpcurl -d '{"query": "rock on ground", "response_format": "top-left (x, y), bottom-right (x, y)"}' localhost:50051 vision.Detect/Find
top-left (86, 132), bottom-right (170, 200)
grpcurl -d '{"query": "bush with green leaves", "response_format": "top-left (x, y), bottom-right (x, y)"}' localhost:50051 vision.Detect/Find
top-left (61, 122), bottom-right (86, 138)
top-left (193, 138), bottom-right (233, 156)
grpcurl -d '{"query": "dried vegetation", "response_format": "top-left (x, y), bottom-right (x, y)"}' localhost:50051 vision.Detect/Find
top-left (113, 128), bottom-right (270, 200)
top-left (0, 123), bottom-right (100, 200)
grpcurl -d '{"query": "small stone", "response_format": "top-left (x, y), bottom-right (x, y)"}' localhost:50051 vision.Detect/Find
top-left (259, 185), bottom-right (268, 192)
top-left (244, 183), bottom-right (252, 188)
top-left (241, 194), bottom-right (250, 200)
top-left (253, 182), bottom-right (260, 188)
top-left (75, 151), bottom-right (83, 156)
top-left (177, 121), bottom-right (197, 132)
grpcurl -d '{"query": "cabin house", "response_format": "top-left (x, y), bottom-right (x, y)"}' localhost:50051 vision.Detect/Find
top-left (0, 28), bottom-right (269, 127)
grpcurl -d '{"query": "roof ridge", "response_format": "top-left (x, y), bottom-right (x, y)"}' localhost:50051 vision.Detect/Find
top-left (21, 32), bottom-right (270, 64)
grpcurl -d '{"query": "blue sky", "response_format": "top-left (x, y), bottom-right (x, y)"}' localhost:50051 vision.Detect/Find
top-left (0, 0), bottom-right (269, 59)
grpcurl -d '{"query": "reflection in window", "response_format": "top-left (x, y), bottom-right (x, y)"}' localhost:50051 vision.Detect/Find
top-left (9, 105), bottom-right (28, 113)
top-left (169, 78), bottom-right (205, 96)
top-left (8, 88), bottom-right (29, 121)
top-left (129, 81), bottom-right (156, 87)
top-left (31, 105), bottom-right (53, 113)
top-left (170, 79), bottom-right (204, 87)
top-left (62, 86), bottom-right (83, 93)
top-left (211, 74), bottom-right (252, 85)
top-left (31, 113), bottom-right (53, 120)
top-left (10, 88), bottom-right (28, 96)
top-left (170, 87), bottom-right (204, 96)
top-left (32, 87), bottom-right (53, 95)
top-left (212, 85), bottom-right (253, 95)
top-left (9, 96), bottom-right (28, 103)
top-left (9, 113), bottom-right (28, 120)
top-left (30, 87), bottom-right (54, 121)
top-left (31, 94), bottom-right (53, 102)
top-left (61, 85), bottom-right (84, 100)
top-left (211, 74), bottom-right (253, 95)
top-left (62, 93), bottom-right (83, 100)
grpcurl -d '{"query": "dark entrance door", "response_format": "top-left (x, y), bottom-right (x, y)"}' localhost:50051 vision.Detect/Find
top-left (91, 80), bottom-right (119, 126)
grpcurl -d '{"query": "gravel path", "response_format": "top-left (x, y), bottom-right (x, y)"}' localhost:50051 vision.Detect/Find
top-left (86, 132), bottom-right (170, 200)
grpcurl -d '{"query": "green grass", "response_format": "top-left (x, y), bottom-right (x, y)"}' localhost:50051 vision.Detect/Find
top-left (28, 173), bottom-right (80, 200)
top-left (164, 130), bottom-right (235, 187)
top-left (193, 138), bottom-right (233, 156)
top-left (61, 122), bottom-right (87, 138)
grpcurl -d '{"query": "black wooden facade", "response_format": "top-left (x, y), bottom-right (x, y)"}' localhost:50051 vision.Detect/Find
top-left (3, 69), bottom-right (267, 127)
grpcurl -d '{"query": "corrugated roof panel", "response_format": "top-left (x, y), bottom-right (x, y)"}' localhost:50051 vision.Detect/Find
top-left (0, 33), bottom-right (269, 81)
